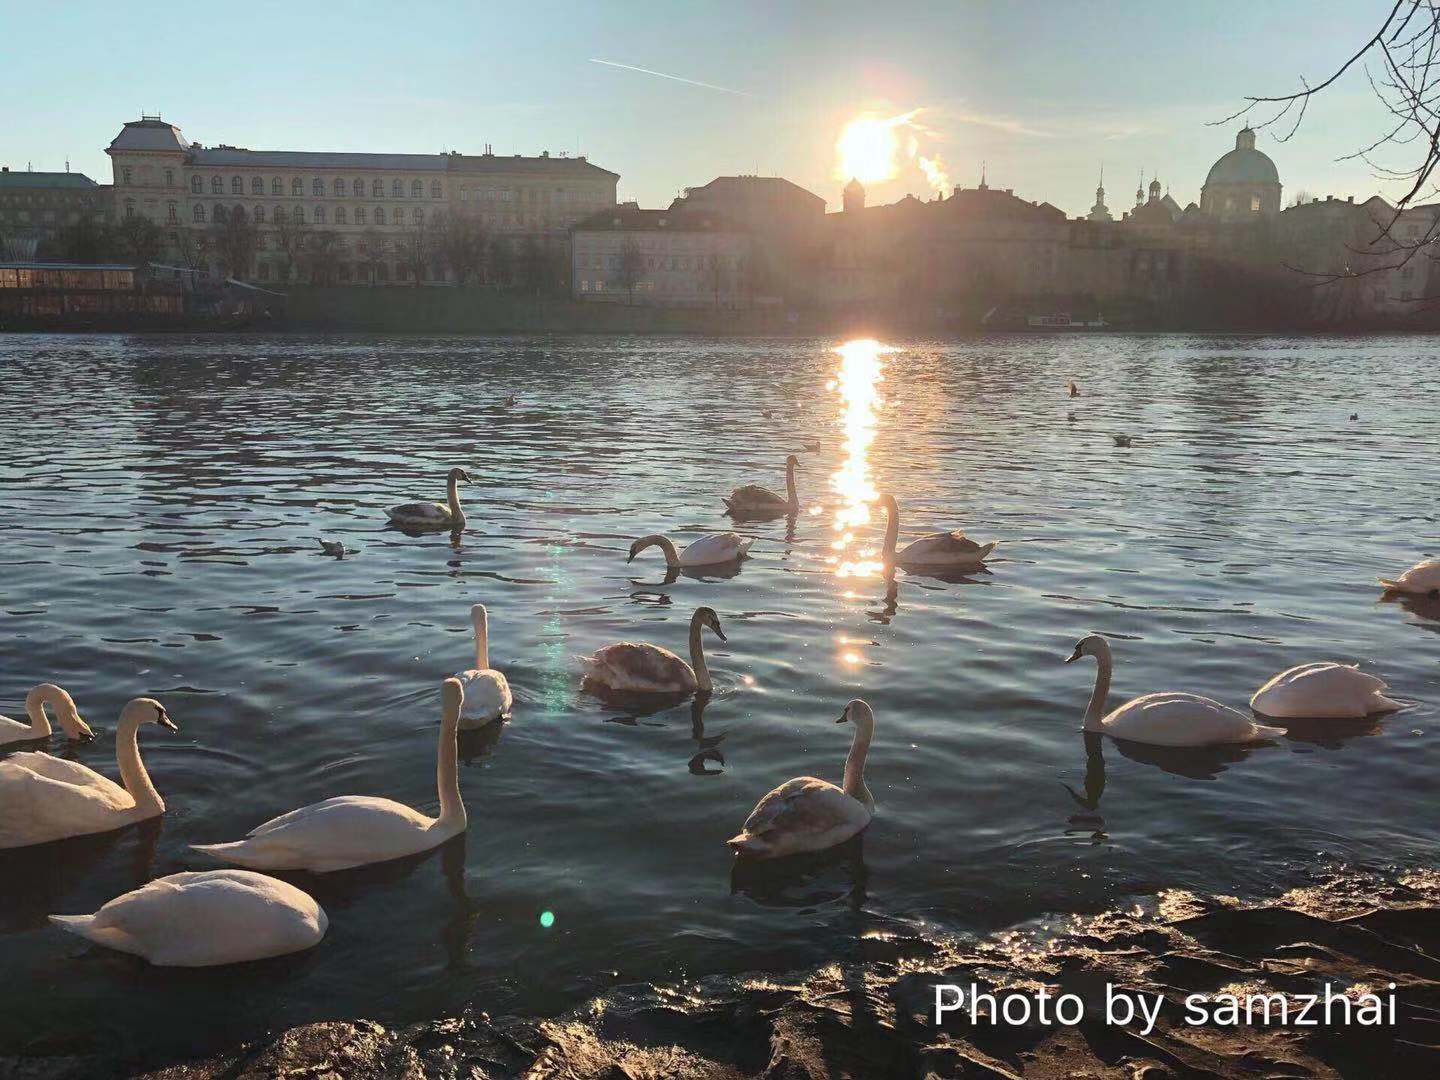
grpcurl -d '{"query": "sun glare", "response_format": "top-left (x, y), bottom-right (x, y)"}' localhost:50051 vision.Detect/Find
top-left (830, 338), bottom-right (893, 579)
top-left (836, 112), bottom-right (915, 184)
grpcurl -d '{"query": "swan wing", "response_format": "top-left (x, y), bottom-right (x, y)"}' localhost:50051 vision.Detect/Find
top-left (680, 532), bottom-right (750, 566)
top-left (729, 777), bottom-right (870, 856)
top-left (197, 796), bottom-right (436, 871)
top-left (51, 870), bottom-right (326, 967)
top-left (726, 485), bottom-right (787, 508)
top-left (1101, 693), bottom-right (1280, 746)
top-left (897, 531), bottom-right (996, 567)
top-left (584, 642), bottom-right (697, 694)
top-left (0, 758), bottom-right (134, 848)
top-left (457, 668), bottom-right (512, 724)
top-left (387, 501), bottom-right (451, 523)
top-left (1251, 662), bottom-right (1396, 718)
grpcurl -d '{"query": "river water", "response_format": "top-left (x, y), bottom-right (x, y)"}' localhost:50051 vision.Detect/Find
top-left (1, 332), bottom-right (1436, 1063)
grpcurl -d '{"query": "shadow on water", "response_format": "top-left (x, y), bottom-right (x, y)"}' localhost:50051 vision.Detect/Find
top-left (729, 833), bottom-right (868, 912)
top-left (1109, 734), bottom-right (1270, 780)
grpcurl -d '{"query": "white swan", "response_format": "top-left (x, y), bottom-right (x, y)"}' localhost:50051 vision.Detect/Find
top-left (0, 684), bottom-right (93, 747)
top-left (880, 494), bottom-right (996, 571)
top-left (1380, 557), bottom-right (1440, 595)
top-left (0, 698), bottom-right (176, 850)
top-left (1251, 662), bottom-right (1402, 719)
top-left (727, 699), bottom-right (875, 858)
top-left (724, 455), bottom-right (799, 517)
top-left (387, 467), bottom-right (472, 530)
top-left (456, 604), bottom-right (511, 728)
top-left (50, 870), bottom-right (327, 967)
top-left (582, 606), bottom-right (725, 695)
top-left (629, 532), bottom-right (753, 570)
top-left (192, 679), bottom-right (467, 872)
top-left (1066, 634), bottom-right (1283, 747)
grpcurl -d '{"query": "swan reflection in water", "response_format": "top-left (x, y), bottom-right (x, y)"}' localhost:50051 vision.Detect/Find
top-left (598, 690), bottom-right (729, 776)
top-left (730, 833), bottom-right (868, 912)
top-left (1382, 589), bottom-right (1440, 629)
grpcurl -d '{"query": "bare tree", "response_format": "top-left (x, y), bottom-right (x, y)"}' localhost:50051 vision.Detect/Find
top-left (114, 216), bottom-right (165, 268)
top-left (301, 230), bottom-right (343, 285)
top-left (1227, 1), bottom-right (1440, 267)
top-left (617, 240), bottom-right (644, 304)
top-left (271, 206), bottom-right (308, 284)
top-left (212, 205), bottom-right (258, 280)
top-left (175, 227), bottom-right (213, 275)
top-left (359, 229), bottom-right (387, 284)
top-left (396, 214), bottom-right (434, 286)
top-left (435, 212), bottom-right (488, 285)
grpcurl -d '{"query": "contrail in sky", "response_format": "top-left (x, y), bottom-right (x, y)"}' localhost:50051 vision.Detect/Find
top-left (588, 58), bottom-right (749, 96)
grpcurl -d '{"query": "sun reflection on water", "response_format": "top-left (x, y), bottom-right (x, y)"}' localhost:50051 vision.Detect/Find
top-left (830, 339), bottom-right (894, 579)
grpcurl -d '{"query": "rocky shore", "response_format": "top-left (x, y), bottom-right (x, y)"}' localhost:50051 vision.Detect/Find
top-left (5, 869), bottom-right (1437, 1079)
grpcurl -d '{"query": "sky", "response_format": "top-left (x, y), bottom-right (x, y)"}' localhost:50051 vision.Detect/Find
top-left (0, 1), bottom-right (1415, 215)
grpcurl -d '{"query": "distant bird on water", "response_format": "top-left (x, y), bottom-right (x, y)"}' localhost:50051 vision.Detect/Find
top-left (1067, 380), bottom-right (1080, 397)
top-left (1350, 413), bottom-right (1359, 421)
top-left (315, 538), bottom-right (348, 558)
top-left (502, 394), bottom-right (518, 408)
top-left (1113, 435), bottom-right (1132, 448)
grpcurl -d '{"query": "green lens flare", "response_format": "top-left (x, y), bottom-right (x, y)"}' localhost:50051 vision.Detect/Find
top-left (539, 910), bottom-right (555, 928)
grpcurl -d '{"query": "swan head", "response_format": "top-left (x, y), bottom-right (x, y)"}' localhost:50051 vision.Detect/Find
top-left (785, 454), bottom-right (799, 472)
top-left (27, 683), bottom-right (93, 740)
top-left (836, 698), bottom-right (875, 734)
top-left (1065, 634), bottom-right (1111, 665)
top-left (693, 606), bottom-right (726, 642)
top-left (122, 698), bottom-right (178, 732)
top-left (441, 677), bottom-right (464, 727)
top-left (627, 535), bottom-right (664, 563)
top-left (879, 493), bottom-right (898, 516)
top-left (448, 467), bottom-right (473, 484)
top-left (470, 603), bottom-right (489, 627)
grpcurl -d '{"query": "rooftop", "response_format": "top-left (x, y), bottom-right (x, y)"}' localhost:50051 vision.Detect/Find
top-left (447, 152), bottom-right (617, 178)
top-left (190, 147), bottom-right (448, 171)
top-left (107, 117), bottom-right (189, 154)
top-left (0, 170), bottom-right (100, 189)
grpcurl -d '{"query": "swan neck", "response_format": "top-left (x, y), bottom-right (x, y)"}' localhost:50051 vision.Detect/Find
top-left (447, 475), bottom-right (465, 526)
top-left (436, 718), bottom-right (465, 829)
top-left (473, 612), bottom-right (490, 669)
top-left (116, 715), bottom-right (164, 816)
top-left (1084, 649), bottom-right (1113, 731)
top-left (657, 535), bottom-right (681, 568)
top-left (842, 720), bottom-right (874, 806)
top-left (23, 688), bottom-right (52, 737)
top-left (689, 615), bottom-right (712, 694)
top-left (785, 460), bottom-right (798, 509)
top-left (882, 500), bottom-right (899, 560)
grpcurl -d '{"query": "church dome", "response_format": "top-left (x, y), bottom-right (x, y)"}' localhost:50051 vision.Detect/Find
top-left (1204, 127), bottom-right (1279, 187)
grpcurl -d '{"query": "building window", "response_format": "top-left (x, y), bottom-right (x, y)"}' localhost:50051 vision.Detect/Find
top-left (335, 206), bottom-right (347, 224)
top-left (293, 205), bottom-right (304, 223)
top-left (229, 176), bottom-right (241, 194)
top-left (314, 206), bottom-right (326, 224)
top-left (374, 207), bottom-right (385, 225)
top-left (355, 207), bottom-right (366, 224)
top-left (353, 177), bottom-right (364, 196)
top-left (191, 176), bottom-right (202, 193)
top-left (272, 177), bottom-right (283, 195)
top-left (252, 177), bottom-right (264, 194)
top-left (312, 178), bottom-right (324, 196)
top-left (193, 204), bottom-right (206, 222)
top-left (334, 178), bottom-right (346, 197)
top-left (167, 202), bottom-right (178, 223)
top-left (164, 168), bottom-right (174, 186)
top-left (290, 178), bottom-right (302, 196)
top-left (213, 203), bottom-right (227, 223)
top-left (431, 179), bottom-right (442, 198)
top-left (372, 179), bottom-right (383, 197)
top-left (253, 205), bottom-right (265, 223)
top-left (272, 206), bottom-right (285, 224)
top-left (392, 179), bottom-right (404, 197)
top-left (413, 207), bottom-right (423, 222)
top-left (122, 167), bottom-right (133, 184)
top-left (211, 176), bottom-right (223, 194)
top-left (411, 179), bottom-right (422, 198)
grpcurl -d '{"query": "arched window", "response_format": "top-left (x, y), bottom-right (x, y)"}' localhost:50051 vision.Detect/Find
top-left (190, 176), bottom-right (202, 194)
top-left (250, 177), bottom-right (262, 194)
top-left (230, 176), bottom-right (242, 194)
top-left (291, 177), bottom-right (302, 196)
top-left (312, 178), bottom-right (324, 196)
top-left (355, 207), bottom-right (366, 224)
top-left (411, 179), bottom-right (422, 198)
top-left (392, 179), bottom-right (403, 197)
top-left (374, 207), bottom-right (386, 225)
top-left (193, 204), bottom-right (206, 222)
top-left (372, 178), bottom-right (383, 197)
top-left (271, 177), bottom-right (283, 195)
top-left (293, 205), bottom-right (304, 223)
top-left (431, 179), bottom-right (442, 198)
top-left (355, 178), bottom-right (365, 196)
top-left (232, 204), bottom-right (246, 222)
top-left (335, 206), bottom-right (347, 224)
top-left (211, 176), bottom-right (223, 194)
top-left (334, 178), bottom-right (346, 197)
top-left (253, 205), bottom-right (265, 223)
top-left (272, 206), bottom-right (285, 224)
top-left (213, 203), bottom-right (227, 222)
top-left (413, 207), bottom-right (423, 222)
top-left (314, 206), bottom-right (326, 224)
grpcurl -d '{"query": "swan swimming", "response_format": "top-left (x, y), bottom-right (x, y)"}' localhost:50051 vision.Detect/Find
top-left (387, 467), bottom-right (472, 530)
top-left (1066, 634), bottom-right (1283, 747)
top-left (629, 532), bottom-right (753, 570)
top-left (456, 604), bottom-right (512, 728)
top-left (1251, 662), bottom-right (1402, 719)
top-left (727, 699), bottom-right (875, 858)
top-left (192, 679), bottom-right (468, 872)
top-left (0, 698), bottom-right (176, 849)
top-left (1379, 557), bottom-right (1440, 596)
top-left (582, 606), bottom-right (725, 696)
top-left (50, 869), bottom-right (327, 967)
top-left (0, 684), bottom-right (93, 748)
top-left (724, 455), bottom-right (799, 518)
top-left (880, 494), bottom-right (996, 571)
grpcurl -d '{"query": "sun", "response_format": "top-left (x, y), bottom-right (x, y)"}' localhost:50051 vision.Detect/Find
top-left (836, 113), bottom-right (911, 184)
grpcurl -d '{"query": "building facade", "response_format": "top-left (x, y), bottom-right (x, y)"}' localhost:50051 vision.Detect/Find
top-left (105, 116), bottom-right (617, 284)
top-left (0, 168), bottom-right (110, 260)
top-left (571, 204), bottom-right (751, 305)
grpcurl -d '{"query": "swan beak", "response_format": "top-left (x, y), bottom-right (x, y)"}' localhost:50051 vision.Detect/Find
top-left (158, 711), bottom-right (179, 732)
top-left (714, 626), bottom-right (727, 642)
top-left (835, 710), bottom-right (850, 724)
top-left (1064, 647), bottom-right (1082, 664)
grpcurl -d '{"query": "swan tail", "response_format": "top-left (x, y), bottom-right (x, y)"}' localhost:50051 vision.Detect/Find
top-left (977, 540), bottom-right (998, 560)
top-left (1251, 722), bottom-right (1286, 741)
top-left (1378, 578), bottom-right (1400, 590)
top-left (1371, 693), bottom-right (1404, 714)
top-left (50, 914), bottom-right (141, 953)
top-left (190, 840), bottom-right (263, 866)
top-left (48, 914), bottom-right (95, 936)
top-left (726, 832), bottom-right (767, 855)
